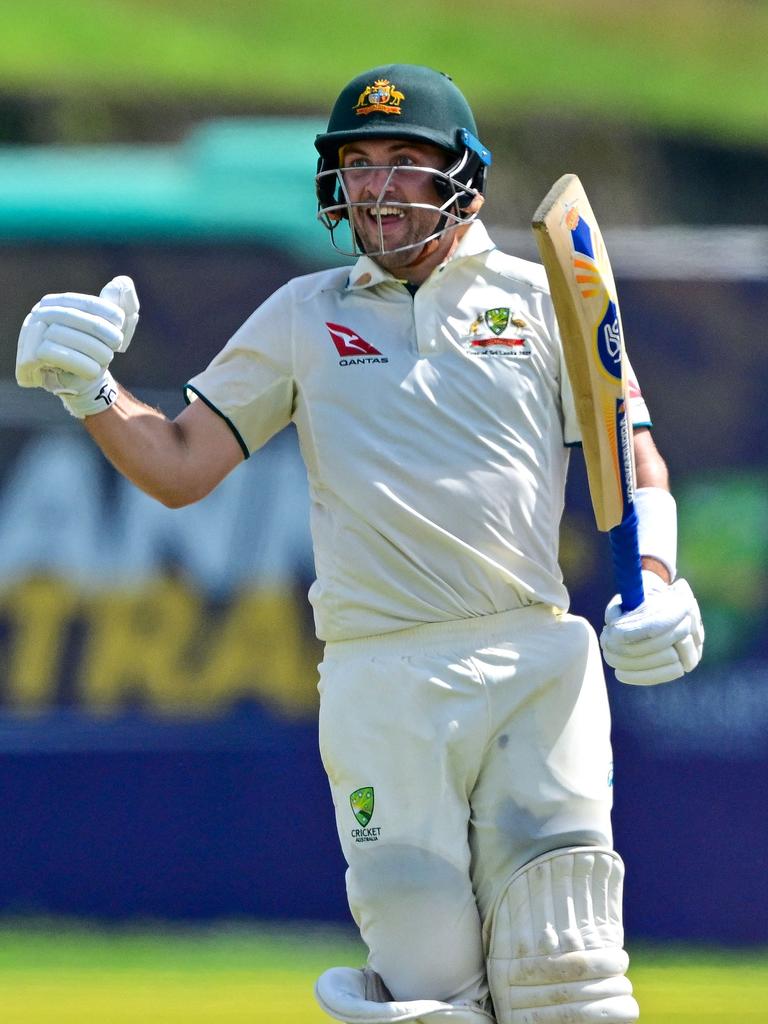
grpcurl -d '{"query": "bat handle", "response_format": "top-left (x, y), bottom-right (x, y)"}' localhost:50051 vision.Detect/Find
top-left (608, 508), bottom-right (644, 612)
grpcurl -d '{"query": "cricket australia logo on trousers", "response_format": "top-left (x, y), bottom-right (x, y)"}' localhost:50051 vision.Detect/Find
top-left (326, 323), bottom-right (389, 367)
top-left (350, 786), bottom-right (381, 843)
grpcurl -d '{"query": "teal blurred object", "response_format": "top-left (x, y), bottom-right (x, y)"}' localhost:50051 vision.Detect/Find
top-left (0, 118), bottom-right (331, 258)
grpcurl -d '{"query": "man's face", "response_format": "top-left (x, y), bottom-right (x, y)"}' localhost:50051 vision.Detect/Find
top-left (339, 138), bottom-right (454, 271)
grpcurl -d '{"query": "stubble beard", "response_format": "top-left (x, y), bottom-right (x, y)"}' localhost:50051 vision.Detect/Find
top-left (352, 208), bottom-right (443, 270)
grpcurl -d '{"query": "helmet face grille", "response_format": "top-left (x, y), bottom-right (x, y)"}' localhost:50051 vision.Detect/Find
top-left (315, 163), bottom-right (484, 258)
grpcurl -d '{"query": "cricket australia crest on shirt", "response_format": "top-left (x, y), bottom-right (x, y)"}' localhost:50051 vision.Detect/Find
top-left (350, 786), bottom-right (381, 843)
top-left (485, 307), bottom-right (510, 335)
top-left (464, 308), bottom-right (532, 358)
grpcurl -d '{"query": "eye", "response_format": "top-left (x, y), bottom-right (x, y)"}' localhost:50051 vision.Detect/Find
top-left (345, 157), bottom-right (370, 169)
top-left (393, 154), bottom-right (416, 166)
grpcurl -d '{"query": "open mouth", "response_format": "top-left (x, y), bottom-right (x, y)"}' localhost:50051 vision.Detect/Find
top-left (369, 205), bottom-right (406, 221)
top-left (366, 206), bottom-right (408, 242)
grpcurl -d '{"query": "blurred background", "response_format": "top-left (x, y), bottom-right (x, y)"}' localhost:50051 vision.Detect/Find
top-left (0, 1), bottom-right (766, 1020)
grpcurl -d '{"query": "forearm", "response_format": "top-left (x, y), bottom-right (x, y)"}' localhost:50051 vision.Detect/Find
top-left (84, 385), bottom-right (241, 507)
top-left (83, 388), bottom-right (194, 506)
top-left (633, 427), bottom-right (669, 490)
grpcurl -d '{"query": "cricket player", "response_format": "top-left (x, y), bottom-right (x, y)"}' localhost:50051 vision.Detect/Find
top-left (16, 65), bottom-right (703, 1024)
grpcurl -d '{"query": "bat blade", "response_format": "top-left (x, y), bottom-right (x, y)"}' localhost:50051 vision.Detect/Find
top-left (532, 173), bottom-right (644, 611)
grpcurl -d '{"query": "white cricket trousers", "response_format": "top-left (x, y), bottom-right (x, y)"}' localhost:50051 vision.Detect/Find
top-left (317, 604), bottom-right (615, 1007)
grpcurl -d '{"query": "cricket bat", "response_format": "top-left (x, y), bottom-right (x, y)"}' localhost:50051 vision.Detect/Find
top-left (532, 173), bottom-right (644, 611)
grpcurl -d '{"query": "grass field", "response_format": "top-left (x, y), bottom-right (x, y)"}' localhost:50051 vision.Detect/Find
top-left (0, 922), bottom-right (765, 1023)
top-left (1, 0), bottom-right (768, 145)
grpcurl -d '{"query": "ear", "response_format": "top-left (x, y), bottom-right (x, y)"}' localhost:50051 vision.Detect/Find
top-left (464, 193), bottom-right (485, 217)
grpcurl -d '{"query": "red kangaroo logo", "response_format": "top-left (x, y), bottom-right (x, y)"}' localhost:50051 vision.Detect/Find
top-left (326, 322), bottom-right (382, 357)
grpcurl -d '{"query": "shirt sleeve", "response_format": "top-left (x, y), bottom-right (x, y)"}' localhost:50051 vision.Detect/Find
top-left (184, 284), bottom-right (295, 457)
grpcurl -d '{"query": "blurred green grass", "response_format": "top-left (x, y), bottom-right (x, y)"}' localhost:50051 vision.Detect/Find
top-left (630, 945), bottom-right (768, 1023)
top-left (1, 0), bottom-right (767, 145)
top-left (0, 921), bottom-right (364, 1024)
top-left (0, 923), bottom-right (765, 1023)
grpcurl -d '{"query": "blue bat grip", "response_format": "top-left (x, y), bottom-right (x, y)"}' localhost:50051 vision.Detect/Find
top-left (608, 508), bottom-right (644, 611)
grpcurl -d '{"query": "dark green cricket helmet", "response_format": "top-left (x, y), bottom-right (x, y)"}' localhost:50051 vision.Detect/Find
top-left (315, 64), bottom-right (492, 218)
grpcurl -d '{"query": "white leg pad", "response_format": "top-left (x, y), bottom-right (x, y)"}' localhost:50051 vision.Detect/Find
top-left (486, 847), bottom-right (640, 1023)
top-left (315, 967), bottom-right (496, 1024)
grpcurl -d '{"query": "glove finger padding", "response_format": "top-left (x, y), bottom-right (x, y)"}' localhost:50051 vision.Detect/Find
top-left (15, 315), bottom-right (46, 388)
top-left (604, 645), bottom-right (684, 672)
top-left (601, 616), bottom-right (693, 659)
top-left (601, 576), bottom-right (703, 686)
top-left (613, 659), bottom-right (686, 687)
top-left (676, 635), bottom-right (699, 674)
top-left (37, 324), bottom-right (115, 379)
top-left (34, 341), bottom-right (100, 380)
top-left (677, 610), bottom-right (704, 672)
top-left (31, 304), bottom-right (125, 351)
top-left (99, 276), bottom-right (140, 351)
top-left (36, 292), bottom-right (125, 327)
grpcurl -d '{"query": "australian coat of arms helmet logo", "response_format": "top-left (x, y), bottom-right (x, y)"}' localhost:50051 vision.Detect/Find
top-left (354, 79), bottom-right (405, 117)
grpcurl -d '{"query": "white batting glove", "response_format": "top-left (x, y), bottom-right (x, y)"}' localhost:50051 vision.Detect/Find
top-left (600, 570), bottom-right (704, 686)
top-left (16, 276), bottom-right (139, 418)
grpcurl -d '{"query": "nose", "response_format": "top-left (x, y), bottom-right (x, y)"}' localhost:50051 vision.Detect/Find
top-left (350, 166), bottom-right (397, 202)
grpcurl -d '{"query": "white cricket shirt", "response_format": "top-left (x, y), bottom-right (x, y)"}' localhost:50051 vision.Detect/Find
top-left (186, 222), bottom-right (650, 642)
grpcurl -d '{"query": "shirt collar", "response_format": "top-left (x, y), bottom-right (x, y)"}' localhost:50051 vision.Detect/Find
top-left (345, 220), bottom-right (496, 291)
